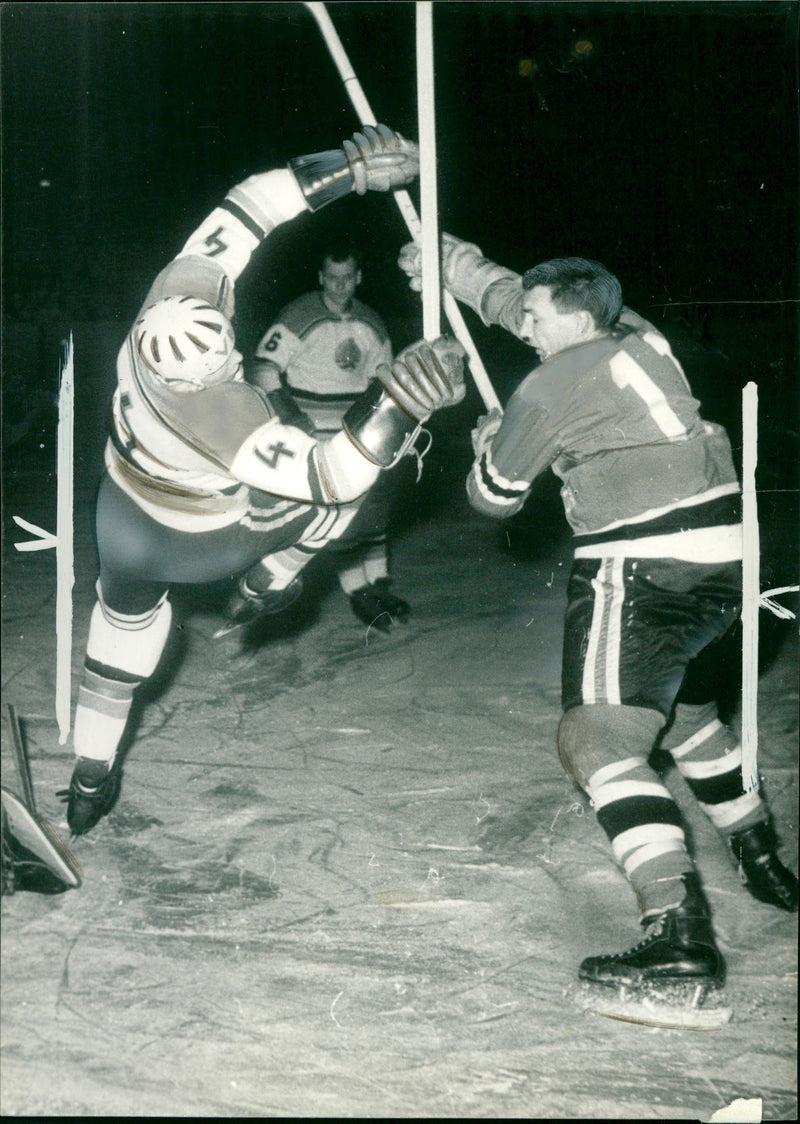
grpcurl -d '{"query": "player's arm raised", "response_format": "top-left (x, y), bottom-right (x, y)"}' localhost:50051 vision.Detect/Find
top-left (146, 124), bottom-right (419, 321)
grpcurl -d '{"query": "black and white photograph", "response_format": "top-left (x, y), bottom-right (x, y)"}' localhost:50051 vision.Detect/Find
top-left (2, 1), bottom-right (798, 1117)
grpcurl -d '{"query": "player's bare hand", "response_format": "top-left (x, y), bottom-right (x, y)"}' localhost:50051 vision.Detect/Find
top-left (344, 124), bottom-right (419, 195)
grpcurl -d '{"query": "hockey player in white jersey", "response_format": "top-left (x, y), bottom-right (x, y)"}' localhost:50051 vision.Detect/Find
top-left (250, 241), bottom-right (412, 632)
top-left (400, 237), bottom-right (797, 1022)
top-left (61, 126), bottom-right (466, 837)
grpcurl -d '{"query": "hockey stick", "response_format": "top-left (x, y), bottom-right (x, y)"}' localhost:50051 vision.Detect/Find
top-left (416, 2), bottom-right (441, 341)
top-left (5, 704), bottom-right (37, 814)
top-left (740, 382), bottom-right (759, 792)
top-left (304, 1), bottom-right (502, 413)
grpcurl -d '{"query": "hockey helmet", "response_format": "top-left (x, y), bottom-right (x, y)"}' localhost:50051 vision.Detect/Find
top-left (133, 296), bottom-right (236, 389)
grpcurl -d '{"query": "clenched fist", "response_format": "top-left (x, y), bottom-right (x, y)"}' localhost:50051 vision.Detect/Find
top-left (378, 336), bottom-right (466, 421)
top-left (344, 124), bottom-right (420, 194)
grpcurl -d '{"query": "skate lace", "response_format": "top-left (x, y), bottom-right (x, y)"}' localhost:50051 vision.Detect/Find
top-left (634, 914), bottom-right (667, 948)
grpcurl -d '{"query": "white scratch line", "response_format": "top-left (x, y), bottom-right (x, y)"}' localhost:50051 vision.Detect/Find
top-left (12, 516), bottom-right (58, 550)
top-left (741, 382), bottom-right (759, 792)
top-left (56, 335), bottom-right (75, 745)
top-left (12, 335), bottom-right (74, 745)
top-left (476, 794), bottom-right (492, 824)
top-left (759, 585), bottom-right (799, 620)
top-left (330, 990), bottom-right (344, 1027)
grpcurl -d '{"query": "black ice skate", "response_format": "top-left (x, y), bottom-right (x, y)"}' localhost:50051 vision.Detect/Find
top-left (214, 575), bottom-right (303, 639)
top-left (58, 758), bottom-right (121, 837)
top-left (575, 873), bottom-right (732, 1029)
top-left (729, 820), bottom-right (798, 912)
top-left (349, 580), bottom-right (410, 632)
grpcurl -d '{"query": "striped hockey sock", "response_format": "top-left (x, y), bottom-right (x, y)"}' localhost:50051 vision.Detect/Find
top-left (662, 702), bottom-right (767, 836)
top-left (73, 589), bottom-right (172, 766)
top-left (586, 756), bottom-right (695, 918)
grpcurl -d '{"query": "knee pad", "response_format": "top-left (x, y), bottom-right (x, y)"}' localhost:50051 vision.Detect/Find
top-left (557, 703), bottom-right (665, 789)
top-left (87, 587), bottom-right (172, 679)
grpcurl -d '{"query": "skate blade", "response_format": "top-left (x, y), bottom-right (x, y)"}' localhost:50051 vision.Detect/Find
top-left (212, 622), bottom-right (242, 640)
top-left (573, 981), bottom-right (732, 1031)
top-left (212, 618), bottom-right (254, 640)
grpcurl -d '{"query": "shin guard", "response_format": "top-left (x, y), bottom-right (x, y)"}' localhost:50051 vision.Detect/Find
top-left (558, 705), bottom-right (693, 917)
top-left (73, 588), bottom-right (172, 765)
top-left (662, 702), bottom-right (766, 835)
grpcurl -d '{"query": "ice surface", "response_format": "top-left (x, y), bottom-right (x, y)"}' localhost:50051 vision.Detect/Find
top-left (2, 440), bottom-right (797, 1119)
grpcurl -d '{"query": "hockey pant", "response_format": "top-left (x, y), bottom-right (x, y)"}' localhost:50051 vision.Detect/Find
top-left (73, 479), bottom-right (363, 767)
top-left (558, 557), bottom-right (767, 917)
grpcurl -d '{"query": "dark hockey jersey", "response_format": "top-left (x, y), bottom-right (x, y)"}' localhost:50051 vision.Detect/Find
top-left (462, 262), bottom-right (741, 562)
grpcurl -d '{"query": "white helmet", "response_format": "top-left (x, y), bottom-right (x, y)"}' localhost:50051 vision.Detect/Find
top-left (133, 296), bottom-right (236, 389)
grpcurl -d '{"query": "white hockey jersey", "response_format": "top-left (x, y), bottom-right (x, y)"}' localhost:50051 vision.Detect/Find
top-left (253, 291), bottom-right (392, 434)
top-left (106, 170), bottom-right (381, 532)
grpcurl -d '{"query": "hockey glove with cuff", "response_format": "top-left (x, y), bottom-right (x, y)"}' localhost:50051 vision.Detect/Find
top-left (398, 233), bottom-right (518, 325)
top-left (289, 125), bottom-right (419, 212)
top-left (343, 336), bottom-right (466, 468)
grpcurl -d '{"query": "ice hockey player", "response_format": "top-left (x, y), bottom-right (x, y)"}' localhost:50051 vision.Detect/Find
top-left (399, 237), bottom-right (798, 1016)
top-left (250, 241), bottom-right (412, 632)
top-left (61, 125), bottom-right (466, 837)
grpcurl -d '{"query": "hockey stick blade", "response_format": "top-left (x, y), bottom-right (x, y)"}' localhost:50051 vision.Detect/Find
top-left (6, 704), bottom-right (37, 813)
top-left (2, 787), bottom-right (82, 892)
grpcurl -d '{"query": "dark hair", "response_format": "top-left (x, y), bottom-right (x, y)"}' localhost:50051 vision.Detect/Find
top-left (320, 240), bottom-right (362, 271)
top-left (522, 257), bottom-right (622, 329)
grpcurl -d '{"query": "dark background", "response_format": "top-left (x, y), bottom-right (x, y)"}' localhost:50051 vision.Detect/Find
top-left (2, 1), bottom-right (799, 572)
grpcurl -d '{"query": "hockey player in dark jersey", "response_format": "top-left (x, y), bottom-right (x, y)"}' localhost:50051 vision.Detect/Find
top-left (400, 237), bottom-right (797, 1017)
top-left (61, 126), bottom-right (467, 838)
top-left (250, 242), bottom-right (412, 632)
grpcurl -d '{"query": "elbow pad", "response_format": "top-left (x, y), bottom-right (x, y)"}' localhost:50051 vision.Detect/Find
top-left (342, 381), bottom-right (421, 468)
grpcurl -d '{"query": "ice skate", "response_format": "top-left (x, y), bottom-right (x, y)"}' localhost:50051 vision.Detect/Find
top-left (349, 580), bottom-right (410, 632)
top-left (729, 820), bottom-right (798, 912)
top-left (213, 575), bottom-right (303, 639)
top-left (58, 758), bottom-right (121, 838)
top-left (575, 873), bottom-right (732, 1029)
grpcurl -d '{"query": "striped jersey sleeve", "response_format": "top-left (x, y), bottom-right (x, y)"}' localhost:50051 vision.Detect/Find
top-left (145, 170), bottom-right (308, 320)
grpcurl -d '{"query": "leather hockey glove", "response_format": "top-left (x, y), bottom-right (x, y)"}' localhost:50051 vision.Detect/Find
top-left (398, 233), bottom-right (516, 323)
top-left (288, 125), bottom-right (419, 212)
top-left (343, 336), bottom-right (466, 467)
top-left (379, 336), bottom-right (466, 420)
top-left (344, 124), bottom-right (419, 195)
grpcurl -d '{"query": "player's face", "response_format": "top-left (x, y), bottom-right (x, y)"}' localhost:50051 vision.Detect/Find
top-left (319, 258), bottom-right (361, 312)
top-left (520, 286), bottom-right (585, 360)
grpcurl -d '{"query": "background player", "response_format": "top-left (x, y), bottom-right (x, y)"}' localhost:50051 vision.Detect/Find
top-left (400, 236), bottom-right (798, 1006)
top-left (250, 242), bottom-right (412, 632)
top-left (61, 126), bottom-right (466, 837)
